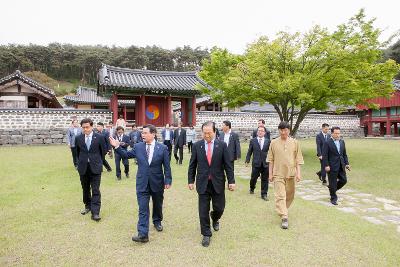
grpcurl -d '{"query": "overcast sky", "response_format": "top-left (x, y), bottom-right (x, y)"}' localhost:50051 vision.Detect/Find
top-left (0, 0), bottom-right (398, 54)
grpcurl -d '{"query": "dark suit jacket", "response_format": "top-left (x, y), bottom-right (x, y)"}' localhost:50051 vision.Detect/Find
top-left (97, 129), bottom-right (111, 151)
top-left (188, 139), bottom-right (235, 194)
top-left (76, 132), bottom-right (106, 175)
top-left (161, 129), bottom-right (174, 142)
top-left (219, 131), bottom-right (241, 161)
top-left (316, 132), bottom-right (331, 157)
top-left (128, 130), bottom-right (143, 147)
top-left (116, 142), bottom-right (172, 192)
top-left (174, 128), bottom-right (186, 147)
top-left (245, 137), bottom-right (270, 168)
top-left (322, 138), bottom-right (349, 173)
top-left (252, 127), bottom-right (271, 140)
top-left (113, 134), bottom-right (130, 151)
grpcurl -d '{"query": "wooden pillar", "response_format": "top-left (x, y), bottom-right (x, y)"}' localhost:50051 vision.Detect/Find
top-left (385, 107), bottom-right (391, 136)
top-left (135, 96), bottom-right (141, 125)
top-left (123, 105), bottom-right (127, 121)
top-left (140, 95), bottom-right (146, 126)
top-left (181, 98), bottom-right (187, 126)
top-left (192, 95), bottom-right (196, 126)
top-left (367, 109), bottom-right (372, 136)
top-left (110, 93), bottom-right (118, 124)
top-left (167, 96), bottom-right (172, 125)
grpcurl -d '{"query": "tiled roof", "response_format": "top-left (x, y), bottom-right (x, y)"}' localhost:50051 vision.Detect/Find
top-left (0, 70), bottom-right (56, 96)
top-left (64, 87), bottom-right (135, 106)
top-left (98, 64), bottom-right (207, 95)
top-left (0, 70), bottom-right (62, 107)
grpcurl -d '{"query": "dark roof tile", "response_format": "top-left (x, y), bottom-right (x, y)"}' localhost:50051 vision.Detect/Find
top-left (98, 64), bottom-right (208, 95)
top-left (64, 86), bottom-right (135, 106)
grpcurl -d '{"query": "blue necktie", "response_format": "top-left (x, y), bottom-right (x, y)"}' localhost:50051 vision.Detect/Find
top-left (335, 140), bottom-right (340, 154)
top-left (86, 136), bottom-right (91, 151)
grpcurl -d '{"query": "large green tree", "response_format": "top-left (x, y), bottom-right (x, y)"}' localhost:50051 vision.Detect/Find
top-left (199, 10), bottom-right (400, 136)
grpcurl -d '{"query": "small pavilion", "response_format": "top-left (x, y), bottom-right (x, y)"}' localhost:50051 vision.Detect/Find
top-left (97, 64), bottom-right (207, 126)
top-left (358, 80), bottom-right (400, 137)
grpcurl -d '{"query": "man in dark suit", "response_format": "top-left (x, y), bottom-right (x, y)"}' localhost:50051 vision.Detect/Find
top-left (219, 120), bottom-right (241, 172)
top-left (173, 122), bottom-right (186, 165)
top-left (128, 124), bottom-right (143, 147)
top-left (322, 126), bottom-right (351, 205)
top-left (245, 126), bottom-right (271, 201)
top-left (75, 118), bottom-right (106, 221)
top-left (96, 122), bottom-right (112, 172)
top-left (110, 124), bottom-right (172, 243)
top-left (113, 126), bottom-right (130, 180)
top-left (161, 123), bottom-right (174, 160)
top-left (252, 119), bottom-right (271, 140)
top-left (66, 119), bottom-right (82, 169)
top-left (188, 121), bottom-right (235, 247)
top-left (316, 123), bottom-right (330, 185)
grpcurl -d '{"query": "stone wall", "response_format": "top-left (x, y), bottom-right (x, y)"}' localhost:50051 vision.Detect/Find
top-left (196, 111), bottom-right (363, 140)
top-left (0, 109), bottom-right (363, 145)
top-left (0, 109), bottom-right (112, 145)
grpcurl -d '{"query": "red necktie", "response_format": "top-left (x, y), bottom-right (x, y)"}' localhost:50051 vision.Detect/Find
top-left (207, 141), bottom-right (212, 166)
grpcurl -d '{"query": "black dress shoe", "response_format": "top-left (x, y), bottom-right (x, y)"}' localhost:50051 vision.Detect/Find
top-left (107, 168), bottom-right (112, 172)
top-left (201, 236), bottom-right (210, 247)
top-left (261, 195), bottom-right (269, 201)
top-left (212, 221), bottom-right (220, 231)
top-left (331, 200), bottom-right (338, 205)
top-left (249, 190), bottom-right (254, 194)
top-left (126, 173), bottom-right (130, 178)
top-left (316, 171), bottom-right (322, 181)
top-left (81, 208), bottom-right (90, 215)
top-left (322, 180), bottom-right (328, 186)
top-left (132, 235), bottom-right (149, 243)
top-left (154, 224), bottom-right (163, 232)
top-left (116, 176), bottom-right (121, 180)
top-left (91, 214), bottom-right (101, 221)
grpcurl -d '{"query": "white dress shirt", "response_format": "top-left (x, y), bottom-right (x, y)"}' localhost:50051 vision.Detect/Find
top-left (223, 129), bottom-right (231, 145)
top-left (147, 139), bottom-right (156, 165)
top-left (165, 130), bottom-right (171, 141)
top-left (258, 137), bottom-right (264, 149)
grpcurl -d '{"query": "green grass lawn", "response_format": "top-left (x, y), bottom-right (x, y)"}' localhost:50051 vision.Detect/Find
top-left (1, 139), bottom-right (400, 266)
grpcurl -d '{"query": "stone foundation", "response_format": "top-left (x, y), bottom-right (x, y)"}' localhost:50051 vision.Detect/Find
top-left (0, 109), bottom-right (363, 145)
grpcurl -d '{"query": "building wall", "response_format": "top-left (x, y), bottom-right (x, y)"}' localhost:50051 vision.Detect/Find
top-left (195, 111), bottom-right (363, 140)
top-left (0, 109), bottom-right (362, 145)
top-left (0, 109), bottom-right (112, 145)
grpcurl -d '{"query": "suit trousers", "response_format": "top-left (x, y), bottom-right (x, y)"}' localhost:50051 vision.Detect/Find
top-left (273, 177), bottom-right (295, 219)
top-left (188, 141), bottom-right (193, 153)
top-left (174, 145), bottom-right (184, 164)
top-left (317, 158), bottom-right (327, 180)
top-left (198, 180), bottom-right (225, 237)
top-left (79, 164), bottom-right (101, 215)
top-left (115, 152), bottom-right (129, 177)
top-left (136, 184), bottom-right (164, 237)
top-left (328, 168), bottom-right (347, 202)
top-left (163, 140), bottom-right (172, 160)
top-left (250, 166), bottom-right (269, 196)
top-left (70, 146), bottom-right (78, 167)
